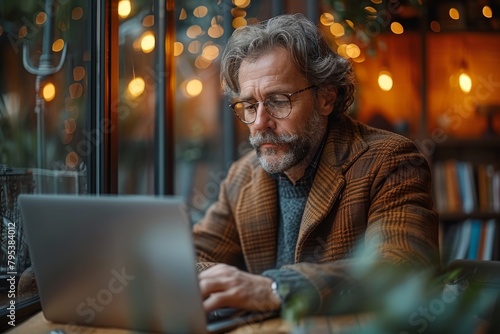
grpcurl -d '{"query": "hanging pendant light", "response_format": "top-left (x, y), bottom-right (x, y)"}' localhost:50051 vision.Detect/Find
top-left (378, 70), bottom-right (393, 92)
top-left (459, 71), bottom-right (472, 93)
top-left (458, 60), bottom-right (472, 93)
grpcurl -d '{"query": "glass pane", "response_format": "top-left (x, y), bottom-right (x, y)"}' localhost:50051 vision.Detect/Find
top-left (0, 0), bottom-right (90, 311)
top-left (117, 0), bottom-right (156, 194)
top-left (116, 0), bottom-right (273, 202)
top-left (174, 1), bottom-right (277, 223)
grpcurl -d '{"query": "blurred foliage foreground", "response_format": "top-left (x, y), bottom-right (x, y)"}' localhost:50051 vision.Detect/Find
top-left (282, 254), bottom-right (500, 334)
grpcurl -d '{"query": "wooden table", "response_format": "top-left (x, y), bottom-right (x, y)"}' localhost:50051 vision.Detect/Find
top-left (6, 311), bottom-right (370, 333)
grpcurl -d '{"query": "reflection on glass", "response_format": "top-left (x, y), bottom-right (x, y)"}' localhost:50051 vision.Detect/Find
top-left (0, 0), bottom-right (91, 310)
top-left (117, 0), bottom-right (155, 194)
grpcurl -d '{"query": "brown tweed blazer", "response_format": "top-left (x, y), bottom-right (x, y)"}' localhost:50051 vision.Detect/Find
top-left (193, 115), bottom-right (440, 308)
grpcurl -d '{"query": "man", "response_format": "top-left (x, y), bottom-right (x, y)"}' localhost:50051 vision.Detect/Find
top-left (194, 14), bottom-right (439, 316)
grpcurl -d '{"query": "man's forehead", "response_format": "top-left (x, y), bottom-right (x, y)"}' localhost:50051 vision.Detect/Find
top-left (237, 50), bottom-right (303, 96)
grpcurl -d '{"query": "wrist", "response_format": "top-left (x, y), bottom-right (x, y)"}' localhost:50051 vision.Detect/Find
top-left (270, 280), bottom-right (283, 308)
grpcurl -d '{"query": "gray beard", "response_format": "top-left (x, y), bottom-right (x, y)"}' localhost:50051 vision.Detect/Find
top-left (249, 109), bottom-right (326, 174)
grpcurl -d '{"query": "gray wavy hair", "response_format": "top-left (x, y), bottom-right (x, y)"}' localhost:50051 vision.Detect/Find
top-left (220, 13), bottom-right (355, 118)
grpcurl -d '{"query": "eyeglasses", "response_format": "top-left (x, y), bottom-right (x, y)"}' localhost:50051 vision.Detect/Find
top-left (229, 85), bottom-right (317, 124)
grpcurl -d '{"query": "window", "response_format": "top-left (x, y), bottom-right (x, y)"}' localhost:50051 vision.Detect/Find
top-left (0, 0), bottom-right (319, 328)
top-left (1, 0), bottom-right (92, 323)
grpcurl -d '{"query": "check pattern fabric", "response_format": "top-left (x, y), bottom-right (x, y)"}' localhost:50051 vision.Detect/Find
top-left (193, 115), bottom-right (440, 310)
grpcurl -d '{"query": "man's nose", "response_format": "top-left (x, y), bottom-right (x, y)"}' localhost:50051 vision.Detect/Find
top-left (251, 103), bottom-right (274, 131)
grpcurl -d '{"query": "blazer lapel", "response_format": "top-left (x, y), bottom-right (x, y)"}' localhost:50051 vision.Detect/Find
top-left (296, 151), bottom-right (345, 254)
top-left (296, 116), bottom-right (369, 255)
top-left (236, 168), bottom-right (278, 273)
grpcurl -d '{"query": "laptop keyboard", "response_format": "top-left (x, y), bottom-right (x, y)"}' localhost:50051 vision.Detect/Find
top-left (206, 308), bottom-right (248, 323)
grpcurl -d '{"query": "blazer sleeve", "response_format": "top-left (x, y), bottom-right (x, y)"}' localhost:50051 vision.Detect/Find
top-left (192, 161), bottom-right (247, 272)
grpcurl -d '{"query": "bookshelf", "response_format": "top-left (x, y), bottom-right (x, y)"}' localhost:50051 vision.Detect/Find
top-left (431, 137), bottom-right (500, 265)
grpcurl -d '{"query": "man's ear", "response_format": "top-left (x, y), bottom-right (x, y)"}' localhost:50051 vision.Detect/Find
top-left (317, 85), bottom-right (337, 116)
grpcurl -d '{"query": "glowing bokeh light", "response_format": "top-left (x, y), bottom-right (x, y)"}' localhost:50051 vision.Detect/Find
top-left (52, 39), bottom-right (65, 52)
top-left (330, 23), bottom-right (345, 37)
top-left (174, 42), bottom-right (184, 56)
top-left (179, 8), bottom-right (187, 20)
top-left (391, 22), bottom-right (404, 34)
top-left (320, 13), bottom-right (335, 26)
top-left (36, 12), bottom-right (47, 25)
top-left (232, 17), bottom-right (247, 29)
top-left (66, 152), bottom-right (79, 169)
top-left (64, 118), bottom-right (77, 134)
top-left (430, 21), bottom-right (441, 32)
top-left (233, 0), bottom-right (250, 8)
top-left (141, 33), bottom-right (155, 53)
top-left (69, 83), bottom-right (83, 99)
top-left (202, 45), bottom-right (219, 61)
top-left (353, 53), bottom-right (366, 63)
top-left (483, 6), bottom-right (493, 18)
top-left (193, 6), bottom-right (208, 18)
top-left (118, 0), bottom-right (131, 18)
top-left (449, 8), bottom-right (460, 20)
top-left (195, 56), bottom-right (211, 70)
top-left (346, 44), bottom-right (361, 58)
top-left (73, 67), bottom-right (85, 81)
top-left (337, 44), bottom-right (348, 58)
top-left (378, 71), bottom-right (393, 91)
top-left (186, 25), bottom-right (203, 38)
top-left (143, 15), bottom-right (154, 27)
top-left (72, 7), bottom-right (84, 20)
top-left (459, 72), bottom-right (472, 93)
top-left (43, 83), bottom-right (56, 101)
top-left (128, 77), bottom-right (145, 97)
top-left (188, 41), bottom-right (201, 54)
top-left (18, 26), bottom-right (28, 38)
top-left (208, 24), bottom-right (224, 38)
top-left (186, 79), bottom-right (203, 97)
top-left (365, 6), bottom-right (377, 15)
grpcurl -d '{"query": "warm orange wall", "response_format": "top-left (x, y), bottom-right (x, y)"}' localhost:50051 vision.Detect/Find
top-left (352, 33), bottom-right (423, 137)
top-left (352, 32), bottom-right (500, 139)
top-left (426, 33), bottom-right (500, 138)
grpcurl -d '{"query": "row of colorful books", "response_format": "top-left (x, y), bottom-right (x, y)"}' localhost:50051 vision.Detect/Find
top-left (440, 219), bottom-right (498, 264)
top-left (433, 160), bottom-right (500, 214)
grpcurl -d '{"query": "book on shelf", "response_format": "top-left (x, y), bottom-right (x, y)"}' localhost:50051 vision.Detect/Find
top-left (443, 159), bottom-right (461, 213)
top-left (442, 219), bottom-right (498, 264)
top-left (434, 160), bottom-right (499, 214)
top-left (466, 220), bottom-right (482, 260)
top-left (456, 161), bottom-right (477, 214)
top-left (477, 220), bottom-right (488, 260)
top-left (482, 219), bottom-right (496, 261)
top-left (450, 219), bottom-right (471, 261)
top-left (493, 170), bottom-right (500, 213)
top-left (433, 161), bottom-right (447, 213)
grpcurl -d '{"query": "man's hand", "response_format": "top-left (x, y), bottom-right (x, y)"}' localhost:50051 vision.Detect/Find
top-left (199, 263), bottom-right (281, 313)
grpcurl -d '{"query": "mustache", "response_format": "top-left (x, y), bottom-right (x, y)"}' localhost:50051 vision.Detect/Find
top-left (249, 131), bottom-right (298, 147)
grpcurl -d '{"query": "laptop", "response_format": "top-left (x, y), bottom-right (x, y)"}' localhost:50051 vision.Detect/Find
top-left (18, 194), bottom-right (277, 333)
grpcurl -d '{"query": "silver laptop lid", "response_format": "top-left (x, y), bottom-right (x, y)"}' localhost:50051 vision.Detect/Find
top-left (19, 194), bottom-right (207, 333)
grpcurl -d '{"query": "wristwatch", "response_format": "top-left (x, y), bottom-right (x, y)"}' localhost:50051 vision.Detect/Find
top-left (271, 280), bottom-right (283, 305)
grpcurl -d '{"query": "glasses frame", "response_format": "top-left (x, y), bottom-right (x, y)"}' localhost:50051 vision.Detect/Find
top-left (229, 85), bottom-right (317, 124)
